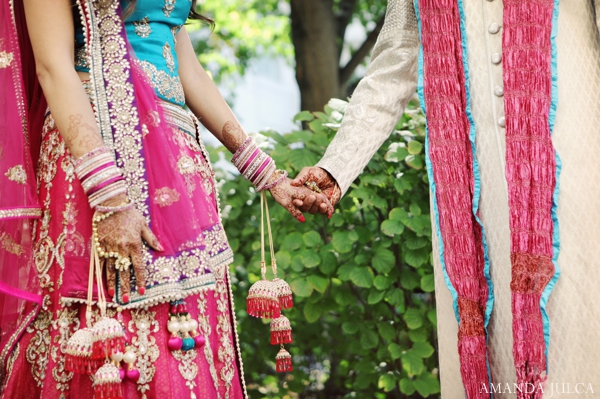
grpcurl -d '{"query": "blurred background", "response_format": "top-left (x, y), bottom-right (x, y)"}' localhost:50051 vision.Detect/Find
top-left (190, 1), bottom-right (440, 398)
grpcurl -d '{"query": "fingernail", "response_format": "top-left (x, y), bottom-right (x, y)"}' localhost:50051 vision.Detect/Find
top-left (157, 243), bottom-right (164, 251)
top-left (122, 294), bottom-right (129, 303)
top-left (108, 288), bottom-right (115, 297)
top-left (138, 287), bottom-right (146, 295)
top-left (328, 213), bottom-right (332, 219)
top-left (298, 215), bottom-right (306, 223)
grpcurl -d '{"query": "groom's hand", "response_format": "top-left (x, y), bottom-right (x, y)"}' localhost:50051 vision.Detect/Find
top-left (291, 167), bottom-right (341, 216)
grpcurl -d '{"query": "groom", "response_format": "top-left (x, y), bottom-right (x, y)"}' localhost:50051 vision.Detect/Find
top-left (291, 1), bottom-right (600, 398)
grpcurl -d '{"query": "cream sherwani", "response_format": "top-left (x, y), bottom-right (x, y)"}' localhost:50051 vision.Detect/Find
top-left (317, 1), bottom-right (600, 397)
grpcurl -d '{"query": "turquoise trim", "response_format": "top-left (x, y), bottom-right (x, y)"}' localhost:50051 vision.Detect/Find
top-left (414, 0), bottom-right (460, 323)
top-left (541, 0), bottom-right (562, 374)
top-left (456, 1), bottom-right (494, 394)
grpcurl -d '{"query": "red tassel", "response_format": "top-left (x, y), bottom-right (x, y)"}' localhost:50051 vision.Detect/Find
top-left (91, 317), bottom-right (126, 359)
top-left (275, 347), bottom-right (293, 373)
top-left (247, 280), bottom-right (280, 319)
top-left (93, 363), bottom-right (123, 399)
top-left (92, 336), bottom-right (126, 360)
top-left (65, 328), bottom-right (102, 374)
top-left (270, 315), bottom-right (293, 345)
top-left (272, 278), bottom-right (293, 310)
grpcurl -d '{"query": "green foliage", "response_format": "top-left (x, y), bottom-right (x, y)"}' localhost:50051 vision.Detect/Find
top-left (210, 99), bottom-right (439, 398)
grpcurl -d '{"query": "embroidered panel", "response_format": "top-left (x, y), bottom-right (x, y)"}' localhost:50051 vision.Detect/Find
top-left (163, 0), bottom-right (176, 17)
top-left (163, 42), bottom-right (175, 73)
top-left (25, 310), bottom-right (52, 387)
top-left (4, 164), bottom-right (26, 184)
top-left (133, 16), bottom-right (152, 38)
top-left (139, 60), bottom-right (185, 104)
top-left (128, 309), bottom-right (160, 398)
top-left (50, 307), bottom-right (79, 393)
top-left (197, 292), bottom-right (221, 397)
top-left (172, 349), bottom-right (199, 396)
top-left (0, 232), bottom-right (24, 256)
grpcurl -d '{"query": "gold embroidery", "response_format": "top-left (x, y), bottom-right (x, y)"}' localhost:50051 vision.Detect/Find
top-left (172, 349), bottom-right (198, 395)
top-left (177, 155), bottom-right (196, 175)
top-left (163, 0), bottom-right (176, 17)
top-left (5, 164), bottom-right (27, 184)
top-left (133, 16), bottom-right (152, 38)
top-left (197, 292), bottom-right (221, 396)
top-left (163, 43), bottom-right (175, 73)
top-left (139, 60), bottom-right (185, 104)
top-left (0, 50), bottom-right (13, 69)
top-left (154, 187), bottom-right (181, 207)
top-left (171, 25), bottom-right (182, 44)
top-left (25, 310), bottom-right (52, 387)
top-left (128, 309), bottom-right (160, 399)
top-left (0, 208), bottom-right (41, 220)
top-left (51, 307), bottom-right (79, 392)
top-left (0, 232), bottom-right (25, 256)
top-left (143, 110), bottom-right (161, 127)
top-left (214, 266), bottom-right (235, 396)
top-left (2, 342), bottom-right (19, 391)
top-left (74, 46), bottom-right (88, 70)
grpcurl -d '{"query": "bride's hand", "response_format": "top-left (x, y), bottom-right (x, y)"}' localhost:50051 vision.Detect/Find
top-left (268, 177), bottom-right (333, 222)
top-left (95, 195), bottom-right (162, 303)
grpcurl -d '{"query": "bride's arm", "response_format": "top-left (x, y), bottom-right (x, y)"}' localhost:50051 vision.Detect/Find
top-left (176, 27), bottom-right (333, 220)
top-left (23, 0), bottom-right (104, 158)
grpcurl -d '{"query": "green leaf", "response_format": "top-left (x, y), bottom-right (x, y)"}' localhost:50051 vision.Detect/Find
top-left (302, 231), bottom-right (323, 247)
top-left (427, 309), bottom-right (437, 326)
top-left (290, 279), bottom-right (314, 297)
top-left (275, 250), bottom-right (292, 270)
top-left (360, 328), bottom-right (379, 349)
top-left (350, 267), bottom-right (374, 288)
top-left (415, 373), bottom-right (441, 396)
top-left (332, 231), bottom-right (353, 253)
top-left (342, 321), bottom-right (360, 334)
top-left (282, 232), bottom-right (303, 251)
top-left (404, 249), bottom-right (426, 268)
top-left (372, 249), bottom-right (395, 274)
top-left (412, 342), bottom-right (434, 358)
top-left (303, 302), bottom-right (322, 323)
top-left (405, 237), bottom-right (428, 249)
top-left (378, 374), bottom-right (396, 392)
top-left (293, 110), bottom-right (314, 122)
top-left (421, 274), bottom-right (435, 292)
top-left (389, 207), bottom-right (408, 222)
top-left (405, 154), bottom-right (424, 170)
top-left (408, 327), bottom-right (428, 343)
top-left (407, 140), bottom-right (423, 155)
top-left (381, 219), bottom-right (405, 236)
top-left (373, 275), bottom-right (391, 291)
top-left (409, 202), bottom-right (422, 216)
top-left (307, 275), bottom-right (330, 293)
top-left (367, 290), bottom-right (385, 305)
top-left (399, 378), bottom-right (416, 395)
top-left (337, 264), bottom-right (354, 281)
top-left (378, 323), bottom-right (396, 341)
top-left (401, 270), bottom-right (421, 290)
top-left (401, 350), bottom-right (425, 375)
top-left (288, 150), bottom-right (319, 170)
top-left (318, 252), bottom-right (337, 275)
top-left (300, 250), bottom-right (321, 268)
top-left (388, 343), bottom-right (403, 360)
top-left (387, 289), bottom-right (405, 310)
top-left (403, 308), bottom-right (424, 330)
top-left (334, 289), bottom-right (355, 306)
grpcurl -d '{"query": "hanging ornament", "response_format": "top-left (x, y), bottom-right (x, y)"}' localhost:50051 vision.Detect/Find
top-left (270, 315), bottom-right (293, 345)
top-left (91, 316), bottom-right (126, 359)
top-left (65, 328), bottom-right (101, 374)
top-left (275, 345), bottom-right (293, 373)
top-left (122, 345), bottom-right (140, 381)
top-left (187, 314), bottom-right (206, 348)
top-left (246, 275), bottom-right (281, 319)
top-left (271, 277), bottom-right (293, 310)
top-left (93, 362), bottom-right (123, 399)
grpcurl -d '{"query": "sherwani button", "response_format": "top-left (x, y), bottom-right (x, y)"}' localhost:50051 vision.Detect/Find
top-left (492, 53), bottom-right (502, 64)
top-left (498, 116), bottom-right (506, 127)
top-left (488, 23), bottom-right (500, 34)
top-left (494, 86), bottom-right (504, 97)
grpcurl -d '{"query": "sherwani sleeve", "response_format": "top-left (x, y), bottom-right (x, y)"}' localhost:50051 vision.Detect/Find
top-left (315, 0), bottom-right (420, 196)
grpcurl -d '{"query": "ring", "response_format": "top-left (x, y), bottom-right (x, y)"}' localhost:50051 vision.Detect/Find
top-left (304, 181), bottom-right (322, 193)
top-left (115, 256), bottom-right (131, 272)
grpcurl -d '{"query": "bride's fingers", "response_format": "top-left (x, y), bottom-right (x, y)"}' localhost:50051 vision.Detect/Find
top-left (117, 244), bottom-right (131, 303)
top-left (141, 224), bottom-right (163, 251)
top-left (106, 257), bottom-right (117, 298)
top-left (129, 242), bottom-right (147, 296)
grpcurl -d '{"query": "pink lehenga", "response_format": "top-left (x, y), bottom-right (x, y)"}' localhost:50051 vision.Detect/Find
top-left (0, 1), bottom-right (247, 398)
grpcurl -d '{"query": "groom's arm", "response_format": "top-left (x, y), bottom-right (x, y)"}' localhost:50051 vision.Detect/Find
top-left (316, 0), bottom-right (420, 196)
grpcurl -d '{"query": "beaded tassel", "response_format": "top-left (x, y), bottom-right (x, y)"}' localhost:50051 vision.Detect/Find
top-left (272, 278), bottom-right (293, 310)
top-left (270, 315), bottom-right (293, 345)
top-left (65, 328), bottom-right (102, 374)
top-left (166, 299), bottom-right (204, 351)
top-left (91, 316), bottom-right (126, 359)
top-left (275, 346), bottom-right (293, 373)
top-left (93, 363), bottom-right (123, 399)
top-left (246, 277), bottom-right (281, 319)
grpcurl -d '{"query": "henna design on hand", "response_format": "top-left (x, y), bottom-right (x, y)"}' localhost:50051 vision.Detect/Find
top-left (269, 177), bottom-right (333, 222)
top-left (291, 167), bottom-right (342, 214)
top-left (65, 114), bottom-right (104, 155)
top-left (221, 121), bottom-right (247, 153)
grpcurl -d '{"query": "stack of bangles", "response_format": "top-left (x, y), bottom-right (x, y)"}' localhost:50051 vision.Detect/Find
top-left (74, 146), bottom-right (132, 213)
top-left (232, 137), bottom-right (287, 190)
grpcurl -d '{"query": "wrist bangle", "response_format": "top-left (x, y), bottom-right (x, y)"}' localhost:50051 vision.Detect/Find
top-left (95, 202), bottom-right (135, 213)
top-left (261, 170), bottom-right (288, 191)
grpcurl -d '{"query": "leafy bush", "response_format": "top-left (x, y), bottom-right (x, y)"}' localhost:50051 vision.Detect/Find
top-left (208, 99), bottom-right (440, 398)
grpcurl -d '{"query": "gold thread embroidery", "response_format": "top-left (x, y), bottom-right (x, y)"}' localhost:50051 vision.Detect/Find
top-left (51, 307), bottom-right (79, 392)
top-left (2, 342), bottom-right (19, 391)
top-left (25, 310), bottom-right (52, 387)
top-left (154, 187), bottom-right (181, 207)
top-left (0, 208), bottom-right (42, 220)
top-left (133, 16), bottom-right (152, 38)
top-left (171, 25), bottom-right (182, 44)
top-left (128, 309), bottom-right (160, 399)
top-left (163, 0), bottom-right (176, 17)
top-left (177, 155), bottom-right (196, 175)
top-left (0, 232), bottom-right (25, 256)
top-left (197, 291), bottom-right (221, 397)
top-left (139, 60), bottom-right (185, 104)
top-left (172, 349), bottom-right (198, 396)
top-left (163, 42), bottom-right (175, 73)
top-left (214, 266), bottom-right (235, 397)
top-left (0, 50), bottom-right (13, 69)
top-left (5, 164), bottom-right (27, 184)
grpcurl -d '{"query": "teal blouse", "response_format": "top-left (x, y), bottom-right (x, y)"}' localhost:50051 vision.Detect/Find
top-left (75, 0), bottom-right (191, 106)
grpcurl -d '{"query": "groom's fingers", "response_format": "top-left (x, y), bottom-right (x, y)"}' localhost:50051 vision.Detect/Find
top-left (291, 167), bottom-right (312, 186)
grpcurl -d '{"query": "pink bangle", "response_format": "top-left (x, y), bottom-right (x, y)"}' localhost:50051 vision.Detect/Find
top-left (231, 136), bottom-right (253, 163)
top-left (260, 170), bottom-right (288, 191)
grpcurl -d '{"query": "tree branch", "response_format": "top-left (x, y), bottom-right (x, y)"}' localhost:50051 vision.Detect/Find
top-left (335, 0), bottom-right (359, 58)
top-left (339, 13), bottom-right (385, 87)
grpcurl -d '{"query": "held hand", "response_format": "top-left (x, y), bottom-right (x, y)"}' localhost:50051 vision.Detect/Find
top-left (268, 177), bottom-right (334, 222)
top-left (96, 196), bottom-right (162, 303)
top-left (291, 167), bottom-right (342, 215)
